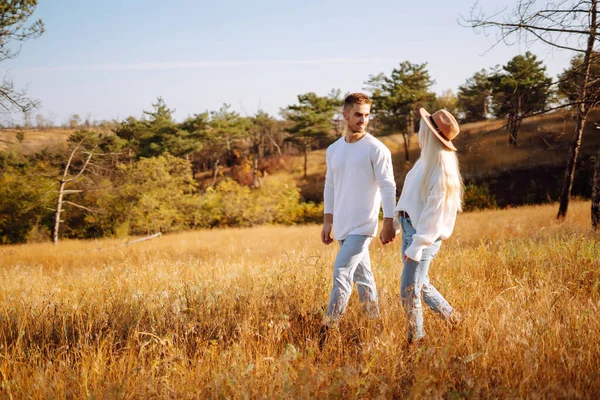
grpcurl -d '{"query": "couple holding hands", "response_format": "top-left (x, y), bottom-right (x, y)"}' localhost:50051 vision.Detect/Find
top-left (320, 92), bottom-right (463, 345)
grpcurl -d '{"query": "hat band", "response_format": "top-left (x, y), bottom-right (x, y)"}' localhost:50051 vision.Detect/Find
top-left (429, 116), bottom-right (450, 141)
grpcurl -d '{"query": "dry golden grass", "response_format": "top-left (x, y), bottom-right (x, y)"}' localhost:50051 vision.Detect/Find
top-left (1, 201), bottom-right (599, 398)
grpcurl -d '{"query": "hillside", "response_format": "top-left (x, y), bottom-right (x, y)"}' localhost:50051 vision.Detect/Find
top-left (0, 128), bottom-right (75, 153)
top-left (285, 108), bottom-right (600, 204)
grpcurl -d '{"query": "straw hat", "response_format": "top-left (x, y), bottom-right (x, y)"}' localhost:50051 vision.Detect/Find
top-left (419, 108), bottom-right (460, 151)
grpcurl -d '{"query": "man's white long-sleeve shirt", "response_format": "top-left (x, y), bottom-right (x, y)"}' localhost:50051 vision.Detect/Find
top-left (324, 133), bottom-right (396, 241)
top-left (394, 159), bottom-right (458, 261)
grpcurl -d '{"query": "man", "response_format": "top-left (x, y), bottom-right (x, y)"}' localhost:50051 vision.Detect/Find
top-left (320, 92), bottom-right (396, 342)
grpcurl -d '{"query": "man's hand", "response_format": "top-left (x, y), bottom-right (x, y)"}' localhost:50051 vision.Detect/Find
top-left (321, 213), bottom-right (334, 245)
top-left (403, 253), bottom-right (413, 263)
top-left (321, 223), bottom-right (334, 245)
top-left (379, 218), bottom-right (396, 245)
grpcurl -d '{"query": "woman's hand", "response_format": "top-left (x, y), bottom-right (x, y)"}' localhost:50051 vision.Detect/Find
top-left (379, 218), bottom-right (396, 245)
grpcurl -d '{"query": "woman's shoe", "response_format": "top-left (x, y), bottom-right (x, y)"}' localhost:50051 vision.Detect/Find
top-left (447, 311), bottom-right (462, 327)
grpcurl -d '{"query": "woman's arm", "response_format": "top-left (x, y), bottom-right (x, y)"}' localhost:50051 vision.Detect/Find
top-left (404, 183), bottom-right (446, 261)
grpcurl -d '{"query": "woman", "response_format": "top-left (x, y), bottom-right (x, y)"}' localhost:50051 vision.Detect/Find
top-left (394, 108), bottom-right (463, 344)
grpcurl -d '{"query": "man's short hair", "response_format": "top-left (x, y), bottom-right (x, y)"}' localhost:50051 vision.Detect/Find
top-left (344, 93), bottom-right (372, 110)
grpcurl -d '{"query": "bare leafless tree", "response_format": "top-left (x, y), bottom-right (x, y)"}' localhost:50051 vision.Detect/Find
top-left (462, 0), bottom-right (600, 227)
top-left (593, 124), bottom-right (600, 228)
top-left (52, 138), bottom-right (97, 244)
top-left (0, 1), bottom-right (44, 121)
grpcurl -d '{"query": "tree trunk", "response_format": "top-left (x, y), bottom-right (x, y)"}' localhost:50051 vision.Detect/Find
top-left (483, 96), bottom-right (488, 120)
top-left (407, 111), bottom-right (414, 137)
top-left (267, 132), bottom-right (282, 156)
top-left (252, 157), bottom-right (260, 188)
top-left (592, 147), bottom-right (600, 229)
top-left (507, 113), bottom-right (516, 146)
top-left (304, 139), bottom-right (309, 179)
top-left (508, 111), bottom-right (523, 147)
top-left (557, 115), bottom-right (588, 219)
top-left (402, 133), bottom-right (410, 162)
top-left (507, 108), bottom-right (521, 147)
top-left (259, 135), bottom-right (265, 160)
top-left (53, 140), bottom-right (88, 245)
top-left (211, 159), bottom-right (220, 187)
top-left (509, 127), bottom-right (517, 147)
top-left (557, 0), bottom-right (597, 219)
top-left (52, 180), bottom-right (65, 245)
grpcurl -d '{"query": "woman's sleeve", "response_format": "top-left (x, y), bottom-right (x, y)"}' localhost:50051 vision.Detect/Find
top-left (404, 182), bottom-right (446, 262)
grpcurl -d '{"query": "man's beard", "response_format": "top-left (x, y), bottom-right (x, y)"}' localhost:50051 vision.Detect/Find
top-left (348, 124), bottom-right (366, 134)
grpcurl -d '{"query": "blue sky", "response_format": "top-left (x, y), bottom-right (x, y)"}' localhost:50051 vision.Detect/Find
top-left (1, 0), bottom-right (575, 124)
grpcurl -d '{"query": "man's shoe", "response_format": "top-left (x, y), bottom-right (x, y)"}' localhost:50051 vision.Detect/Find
top-left (406, 334), bottom-right (426, 348)
top-left (318, 325), bottom-right (329, 350)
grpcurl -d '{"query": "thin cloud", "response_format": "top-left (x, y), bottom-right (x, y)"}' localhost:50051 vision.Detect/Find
top-left (9, 58), bottom-right (399, 73)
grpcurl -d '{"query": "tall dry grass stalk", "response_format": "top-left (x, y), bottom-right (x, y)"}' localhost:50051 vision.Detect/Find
top-left (1, 201), bottom-right (599, 398)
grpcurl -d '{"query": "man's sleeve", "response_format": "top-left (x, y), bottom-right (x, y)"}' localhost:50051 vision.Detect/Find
top-left (324, 147), bottom-right (334, 215)
top-left (372, 145), bottom-right (396, 218)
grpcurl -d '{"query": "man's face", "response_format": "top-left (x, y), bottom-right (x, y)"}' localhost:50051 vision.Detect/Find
top-left (343, 103), bottom-right (371, 134)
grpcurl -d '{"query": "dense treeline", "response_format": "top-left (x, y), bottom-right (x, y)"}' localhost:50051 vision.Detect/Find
top-left (0, 129), bottom-right (323, 244)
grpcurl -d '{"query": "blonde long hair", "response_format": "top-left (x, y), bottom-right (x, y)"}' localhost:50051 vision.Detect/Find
top-left (417, 119), bottom-right (464, 212)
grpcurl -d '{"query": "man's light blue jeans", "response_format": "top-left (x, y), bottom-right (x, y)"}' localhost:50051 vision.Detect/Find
top-left (325, 235), bottom-right (380, 325)
top-left (400, 216), bottom-right (453, 342)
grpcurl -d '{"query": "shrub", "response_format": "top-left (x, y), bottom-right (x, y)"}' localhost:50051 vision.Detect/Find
top-left (196, 176), bottom-right (312, 227)
top-left (295, 201), bottom-right (324, 224)
top-left (463, 183), bottom-right (498, 212)
top-left (103, 154), bottom-right (201, 235)
top-left (0, 167), bottom-right (55, 244)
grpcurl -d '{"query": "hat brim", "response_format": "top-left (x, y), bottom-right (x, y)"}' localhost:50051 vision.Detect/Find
top-left (419, 108), bottom-right (457, 152)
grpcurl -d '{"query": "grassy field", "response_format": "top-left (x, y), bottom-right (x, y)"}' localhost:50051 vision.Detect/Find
top-left (1, 201), bottom-right (599, 398)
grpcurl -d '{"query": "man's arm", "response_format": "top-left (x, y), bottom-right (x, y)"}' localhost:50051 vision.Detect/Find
top-left (372, 145), bottom-right (397, 245)
top-left (321, 213), bottom-right (334, 245)
top-left (322, 147), bottom-right (334, 245)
